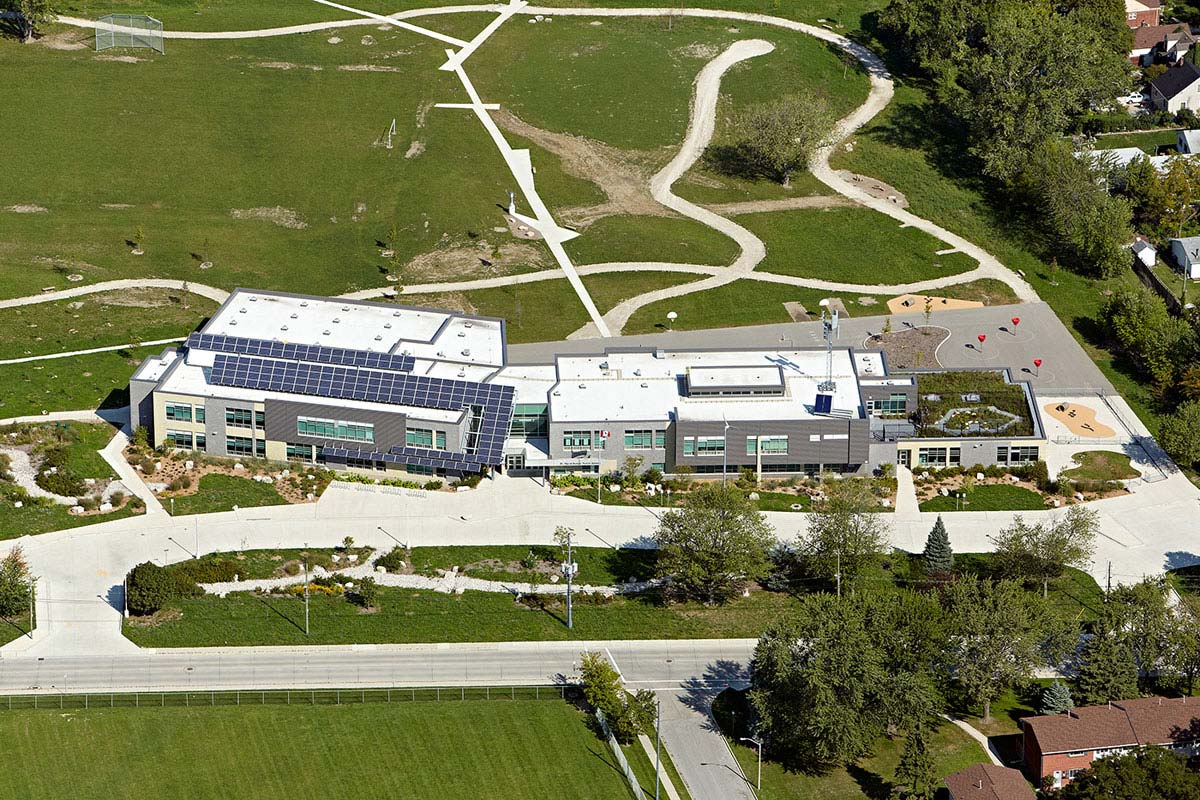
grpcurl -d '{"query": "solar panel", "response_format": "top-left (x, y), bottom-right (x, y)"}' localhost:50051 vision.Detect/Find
top-left (188, 333), bottom-right (415, 373)
top-left (209, 354), bottom-right (515, 468)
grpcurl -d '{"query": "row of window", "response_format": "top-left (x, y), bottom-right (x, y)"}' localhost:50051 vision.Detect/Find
top-left (165, 403), bottom-right (205, 424)
top-left (867, 393), bottom-right (909, 415)
top-left (296, 416), bottom-right (375, 444)
top-left (624, 429), bottom-right (667, 450)
top-left (746, 435), bottom-right (788, 455)
top-left (682, 435), bottom-right (726, 456)
top-left (286, 443), bottom-right (316, 461)
top-left (226, 408), bottom-right (265, 430)
top-left (165, 430), bottom-right (206, 450)
top-left (563, 430), bottom-right (608, 450)
top-left (998, 445), bottom-right (1039, 465)
top-left (227, 436), bottom-right (266, 458)
top-left (917, 446), bottom-right (962, 466)
top-left (509, 404), bottom-right (549, 438)
top-left (406, 428), bottom-right (447, 450)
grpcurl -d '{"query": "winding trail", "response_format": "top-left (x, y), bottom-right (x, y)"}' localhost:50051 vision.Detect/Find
top-left (53, 5), bottom-right (1038, 338)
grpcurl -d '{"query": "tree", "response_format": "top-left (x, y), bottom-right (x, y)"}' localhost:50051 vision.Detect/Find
top-left (1039, 681), bottom-right (1075, 715)
top-left (1164, 596), bottom-right (1200, 694)
top-left (892, 720), bottom-right (938, 800)
top-left (0, 546), bottom-right (31, 618)
top-left (1107, 577), bottom-right (1173, 686)
top-left (1160, 400), bottom-right (1200, 470)
top-left (1155, 155), bottom-right (1200, 239)
top-left (653, 484), bottom-right (774, 604)
top-left (579, 651), bottom-right (657, 743)
top-left (943, 576), bottom-right (1071, 722)
top-left (738, 93), bottom-right (833, 186)
top-left (351, 576), bottom-right (379, 608)
top-left (921, 515), bottom-right (953, 575)
top-left (1056, 747), bottom-right (1200, 800)
top-left (1075, 619), bottom-right (1139, 706)
top-left (1104, 287), bottom-right (1198, 391)
top-left (992, 507), bottom-right (1098, 597)
top-left (799, 478), bottom-right (890, 588)
top-left (750, 594), bottom-right (888, 771)
top-left (2, 0), bottom-right (56, 41)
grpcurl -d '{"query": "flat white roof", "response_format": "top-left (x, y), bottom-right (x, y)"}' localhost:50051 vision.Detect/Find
top-left (548, 349), bottom-right (864, 424)
top-left (132, 348), bottom-right (179, 382)
top-left (491, 364), bottom-right (557, 405)
top-left (203, 289), bottom-right (506, 369)
top-left (688, 365), bottom-right (783, 391)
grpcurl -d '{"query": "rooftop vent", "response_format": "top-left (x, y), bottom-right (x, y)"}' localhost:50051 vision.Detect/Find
top-left (393, 311), bottom-right (401, 317)
top-left (599, 361), bottom-right (609, 370)
top-left (290, 313), bottom-right (298, 319)
top-left (341, 306), bottom-right (349, 311)
top-left (239, 308), bottom-right (247, 314)
top-left (281, 325), bottom-right (289, 331)
top-left (462, 349), bottom-right (471, 357)
top-left (300, 301), bottom-right (309, 307)
top-left (458, 331), bottom-right (466, 337)
top-left (229, 320), bottom-right (237, 326)
top-left (374, 335), bottom-right (383, 341)
top-left (654, 348), bottom-right (665, 359)
top-left (457, 370), bottom-right (466, 378)
top-left (384, 323), bottom-right (392, 329)
top-left (322, 330), bottom-right (331, 336)
top-left (464, 321), bottom-right (473, 328)
top-left (640, 382), bottom-right (648, 388)
top-left (332, 318), bottom-right (340, 323)
top-left (552, 390), bottom-right (561, 396)
top-left (633, 369), bottom-right (642, 376)
top-left (436, 351), bottom-right (445, 357)
top-left (578, 383), bottom-right (586, 389)
top-left (248, 296), bottom-right (258, 302)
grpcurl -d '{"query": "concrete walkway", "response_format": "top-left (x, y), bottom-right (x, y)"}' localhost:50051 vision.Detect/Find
top-left (894, 464), bottom-right (918, 515)
top-left (639, 732), bottom-right (684, 800)
top-left (99, 428), bottom-right (165, 516)
top-left (0, 279), bottom-right (229, 310)
top-left (941, 713), bottom-right (1004, 766)
top-left (0, 337), bottom-right (184, 366)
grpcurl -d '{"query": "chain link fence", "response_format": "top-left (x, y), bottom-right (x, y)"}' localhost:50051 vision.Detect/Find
top-left (95, 14), bottom-right (164, 55)
top-left (0, 685), bottom-right (574, 711)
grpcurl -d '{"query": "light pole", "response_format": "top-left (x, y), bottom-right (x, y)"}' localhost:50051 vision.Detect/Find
top-left (303, 544), bottom-right (310, 637)
top-left (721, 419), bottom-right (731, 487)
top-left (561, 528), bottom-right (577, 630)
top-left (654, 696), bottom-right (663, 800)
top-left (666, 311), bottom-right (677, 331)
top-left (377, 526), bottom-right (406, 549)
top-left (740, 737), bottom-right (763, 790)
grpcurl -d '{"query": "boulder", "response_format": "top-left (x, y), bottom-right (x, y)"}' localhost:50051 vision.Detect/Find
top-left (185, 461), bottom-right (194, 470)
top-left (99, 502), bottom-right (113, 513)
top-left (84, 478), bottom-right (96, 486)
top-left (233, 463), bottom-right (244, 471)
top-left (748, 492), bottom-right (760, 500)
top-left (13, 501), bottom-right (22, 509)
top-left (975, 472), bottom-right (985, 481)
top-left (68, 505), bottom-right (85, 515)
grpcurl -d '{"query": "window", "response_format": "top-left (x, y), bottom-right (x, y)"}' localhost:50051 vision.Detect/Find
top-left (654, 430), bottom-right (667, 448)
top-left (407, 428), bottom-right (447, 449)
top-left (695, 436), bottom-right (725, 455)
top-left (347, 456), bottom-right (385, 471)
top-left (194, 434), bottom-right (206, 450)
top-left (747, 435), bottom-right (788, 455)
top-left (256, 439), bottom-right (266, 458)
top-left (297, 417), bottom-right (374, 444)
top-left (683, 436), bottom-right (695, 456)
top-left (1002, 445), bottom-right (1039, 465)
top-left (226, 407), bottom-right (254, 428)
top-left (227, 436), bottom-right (254, 456)
top-left (165, 403), bottom-right (192, 422)
top-left (510, 404), bottom-right (548, 437)
top-left (918, 447), bottom-right (948, 466)
top-left (624, 429), bottom-right (655, 449)
top-left (194, 406), bottom-right (205, 424)
top-left (563, 430), bottom-right (606, 449)
top-left (286, 443), bottom-right (314, 461)
top-left (165, 430), bottom-right (193, 449)
top-left (878, 393), bottom-right (908, 414)
top-left (407, 464), bottom-right (434, 476)
top-left (651, 462), bottom-right (666, 472)
top-left (254, 410), bottom-right (265, 430)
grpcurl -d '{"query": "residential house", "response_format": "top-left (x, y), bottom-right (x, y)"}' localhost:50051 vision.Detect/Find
top-left (1131, 235), bottom-right (1157, 268)
top-left (944, 764), bottom-right (1036, 800)
top-left (1126, 0), bottom-right (1162, 29)
top-left (1170, 235), bottom-right (1200, 278)
top-left (1149, 60), bottom-right (1200, 112)
top-left (1130, 23), bottom-right (1195, 66)
top-left (1179, 128), bottom-right (1200, 153)
top-left (1021, 696), bottom-right (1200, 789)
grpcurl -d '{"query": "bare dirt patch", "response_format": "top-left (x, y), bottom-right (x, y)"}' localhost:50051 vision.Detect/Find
top-left (705, 195), bottom-right (854, 215)
top-left (327, 35), bottom-right (343, 44)
top-left (494, 109), bottom-right (667, 227)
top-left (403, 291), bottom-right (478, 315)
top-left (255, 61), bottom-right (322, 71)
top-left (37, 30), bottom-right (89, 50)
top-left (31, 255), bottom-right (100, 272)
top-left (836, 170), bottom-right (909, 208)
top-left (863, 326), bottom-right (948, 369)
top-left (676, 42), bottom-right (721, 59)
top-left (230, 206), bottom-right (308, 229)
top-left (360, 34), bottom-right (376, 45)
top-left (94, 54), bottom-right (146, 63)
top-left (6, 205), bottom-right (48, 214)
top-left (337, 64), bottom-right (403, 73)
top-left (403, 241), bottom-right (549, 282)
top-left (100, 203), bottom-right (133, 210)
top-left (96, 287), bottom-right (182, 309)
top-left (404, 140), bottom-right (426, 159)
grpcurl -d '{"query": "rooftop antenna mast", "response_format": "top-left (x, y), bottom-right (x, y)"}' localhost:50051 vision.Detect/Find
top-left (818, 299), bottom-right (837, 392)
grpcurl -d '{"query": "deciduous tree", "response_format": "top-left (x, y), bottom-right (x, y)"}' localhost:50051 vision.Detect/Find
top-left (738, 93), bottom-right (833, 187)
top-left (1055, 744), bottom-right (1200, 799)
top-left (1160, 400), bottom-right (1200, 470)
top-left (799, 478), bottom-right (890, 588)
top-left (2, 0), bottom-right (56, 41)
top-left (0, 546), bottom-right (31, 618)
top-left (992, 506), bottom-right (1098, 597)
top-left (579, 651), bottom-right (657, 743)
top-left (653, 484), bottom-right (774, 604)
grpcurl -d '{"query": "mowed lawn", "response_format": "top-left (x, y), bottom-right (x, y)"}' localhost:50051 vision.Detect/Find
top-left (166, 474), bottom-right (288, 516)
top-left (124, 586), bottom-right (799, 647)
top-left (0, 701), bottom-right (635, 800)
top-left (0, 344), bottom-right (163, 418)
top-left (918, 484), bottom-right (1046, 513)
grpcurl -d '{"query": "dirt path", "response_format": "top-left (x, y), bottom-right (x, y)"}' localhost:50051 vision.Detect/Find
top-left (702, 194), bottom-right (855, 215)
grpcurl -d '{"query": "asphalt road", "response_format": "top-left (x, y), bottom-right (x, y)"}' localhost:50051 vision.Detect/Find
top-left (0, 638), bottom-right (755, 695)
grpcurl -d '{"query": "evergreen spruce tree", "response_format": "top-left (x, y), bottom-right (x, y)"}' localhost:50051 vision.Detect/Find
top-left (893, 721), bottom-right (937, 800)
top-left (1040, 681), bottom-right (1075, 715)
top-left (922, 515), bottom-right (954, 575)
top-left (1076, 628), bottom-right (1139, 706)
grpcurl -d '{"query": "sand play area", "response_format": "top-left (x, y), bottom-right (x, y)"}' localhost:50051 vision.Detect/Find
top-left (1043, 402), bottom-right (1116, 438)
top-left (888, 294), bottom-right (984, 315)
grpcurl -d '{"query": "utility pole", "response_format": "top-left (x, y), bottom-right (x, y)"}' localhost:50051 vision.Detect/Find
top-left (654, 696), bottom-right (662, 800)
top-left (563, 528), bottom-right (576, 630)
top-left (28, 578), bottom-right (34, 637)
top-left (836, 550), bottom-right (842, 598)
top-left (303, 547), bottom-right (310, 637)
top-left (1107, 561), bottom-right (1112, 595)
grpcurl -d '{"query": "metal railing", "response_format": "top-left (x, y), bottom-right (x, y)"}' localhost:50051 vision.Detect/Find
top-left (0, 685), bottom-right (572, 711)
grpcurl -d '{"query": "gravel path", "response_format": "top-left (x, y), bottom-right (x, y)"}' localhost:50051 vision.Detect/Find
top-left (0, 448), bottom-right (77, 505)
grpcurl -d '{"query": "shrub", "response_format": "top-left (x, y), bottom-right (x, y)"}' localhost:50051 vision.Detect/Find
top-left (351, 576), bottom-right (379, 608)
top-left (452, 472), bottom-right (484, 489)
top-left (375, 547), bottom-right (408, 573)
top-left (108, 490), bottom-right (126, 507)
top-left (36, 469), bottom-right (85, 498)
top-left (126, 562), bottom-right (198, 615)
top-left (642, 468), bottom-right (663, 486)
top-left (422, 479), bottom-right (443, 491)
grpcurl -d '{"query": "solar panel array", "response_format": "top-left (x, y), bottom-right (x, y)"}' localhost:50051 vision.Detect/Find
top-left (188, 333), bottom-right (415, 373)
top-left (208, 354), bottom-right (514, 470)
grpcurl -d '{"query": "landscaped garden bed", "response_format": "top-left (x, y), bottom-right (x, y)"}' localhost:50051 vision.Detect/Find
top-left (912, 371), bottom-right (1035, 438)
top-left (864, 324), bottom-right (948, 369)
top-left (914, 461), bottom-right (1127, 512)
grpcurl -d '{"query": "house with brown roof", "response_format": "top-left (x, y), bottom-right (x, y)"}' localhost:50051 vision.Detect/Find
top-left (944, 764), bottom-right (1036, 800)
top-left (1021, 696), bottom-right (1200, 789)
top-left (1126, 0), bottom-right (1162, 29)
top-left (1130, 22), bottom-right (1195, 65)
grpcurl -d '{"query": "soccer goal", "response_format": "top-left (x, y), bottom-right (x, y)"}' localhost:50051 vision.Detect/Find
top-left (95, 14), bottom-right (164, 55)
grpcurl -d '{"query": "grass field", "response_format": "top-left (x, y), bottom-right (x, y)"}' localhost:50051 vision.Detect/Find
top-left (1062, 450), bottom-right (1139, 481)
top-left (8, 420), bottom-right (120, 479)
top-left (918, 484), bottom-right (1046, 512)
top-left (1091, 129), bottom-right (1180, 153)
top-left (123, 586), bottom-right (799, 647)
top-left (165, 473), bottom-right (288, 515)
top-left (406, 271), bottom-right (700, 342)
top-left (0, 611), bottom-right (33, 648)
top-left (737, 206), bottom-right (977, 284)
top-left (0, 501), bottom-right (140, 541)
top-left (952, 554), bottom-right (1105, 624)
top-left (565, 215), bottom-right (742, 266)
top-left (0, 344), bottom-right (163, 418)
top-left (0, 289), bottom-right (214, 360)
top-left (0, 700), bottom-right (639, 800)
top-left (408, 544), bottom-right (658, 586)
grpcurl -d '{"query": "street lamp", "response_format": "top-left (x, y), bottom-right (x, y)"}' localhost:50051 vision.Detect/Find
top-left (561, 528), bottom-right (577, 630)
top-left (741, 737), bottom-right (763, 791)
top-left (377, 526), bottom-right (406, 549)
